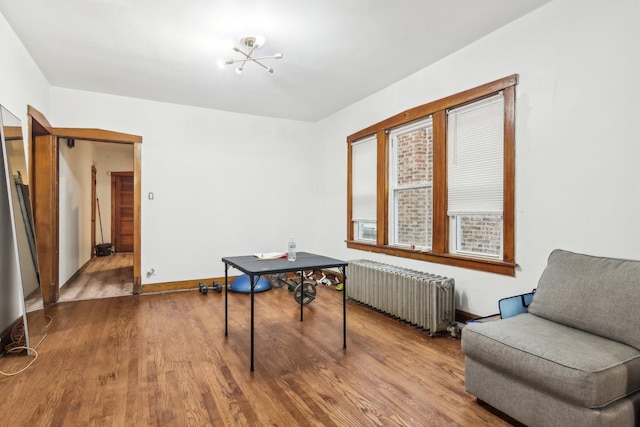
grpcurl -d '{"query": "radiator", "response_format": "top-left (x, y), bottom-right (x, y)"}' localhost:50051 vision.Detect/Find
top-left (347, 260), bottom-right (456, 337)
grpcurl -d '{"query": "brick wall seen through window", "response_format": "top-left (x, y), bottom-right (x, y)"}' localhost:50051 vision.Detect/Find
top-left (395, 127), bottom-right (433, 248)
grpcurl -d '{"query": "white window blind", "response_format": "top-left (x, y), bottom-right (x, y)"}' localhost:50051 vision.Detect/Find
top-left (447, 93), bottom-right (504, 216)
top-left (351, 136), bottom-right (377, 221)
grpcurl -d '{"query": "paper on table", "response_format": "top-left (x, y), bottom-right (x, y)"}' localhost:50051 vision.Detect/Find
top-left (254, 252), bottom-right (287, 260)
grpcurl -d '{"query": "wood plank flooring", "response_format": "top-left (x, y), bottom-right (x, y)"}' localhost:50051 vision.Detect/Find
top-left (59, 253), bottom-right (133, 302)
top-left (0, 283), bottom-right (515, 426)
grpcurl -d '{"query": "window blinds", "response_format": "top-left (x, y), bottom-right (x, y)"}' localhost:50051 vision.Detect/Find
top-left (351, 136), bottom-right (377, 221)
top-left (447, 93), bottom-right (504, 216)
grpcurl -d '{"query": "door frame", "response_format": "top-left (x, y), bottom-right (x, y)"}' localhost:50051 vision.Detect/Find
top-left (28, 106), bottom-right (143, 299)
top-left (91, 165), bottom-right (97, 259)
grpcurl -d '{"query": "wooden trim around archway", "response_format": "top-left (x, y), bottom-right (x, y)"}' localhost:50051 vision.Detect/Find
top-left (27, 105), bottom-right (143, 302)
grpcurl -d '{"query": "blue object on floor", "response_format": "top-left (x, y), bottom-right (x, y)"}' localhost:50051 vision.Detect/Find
top-left (229, 274), bottom-right (272, 293)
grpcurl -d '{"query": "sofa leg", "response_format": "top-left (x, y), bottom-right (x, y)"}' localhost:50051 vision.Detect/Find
top-left (475, 398), bottom-right (526, 426)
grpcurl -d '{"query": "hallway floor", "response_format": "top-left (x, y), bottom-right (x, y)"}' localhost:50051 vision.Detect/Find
top-left (59, 253), bottom-right (133, 302)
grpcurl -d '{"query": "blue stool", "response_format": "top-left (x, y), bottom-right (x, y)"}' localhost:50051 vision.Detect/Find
top-left (229, 274), bottom-right (272, 293)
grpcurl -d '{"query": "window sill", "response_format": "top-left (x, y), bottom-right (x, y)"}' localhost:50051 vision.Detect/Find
top-left (345, 241), bottom-right (516, 276)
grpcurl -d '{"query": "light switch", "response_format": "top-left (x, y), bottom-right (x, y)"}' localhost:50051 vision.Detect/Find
top-left (148, 192), bottom-right (154, 200)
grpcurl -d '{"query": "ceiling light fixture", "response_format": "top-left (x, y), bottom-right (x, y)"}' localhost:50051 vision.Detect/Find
top-left (218, 36), bottom-right (283, 74)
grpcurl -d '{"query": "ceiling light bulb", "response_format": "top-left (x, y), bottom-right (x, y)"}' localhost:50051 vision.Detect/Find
top-left (235, 66), bottom-right (243, 75)
top-left (267, 67), bottom-right (274, 73)
top-left (225, 59), bottom-right (234, 65)
top-left (255, 35), bottom-right (265, 47)
top-left (274, 53), bottom-right (283, 59)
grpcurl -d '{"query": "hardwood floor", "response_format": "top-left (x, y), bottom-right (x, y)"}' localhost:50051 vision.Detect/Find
top-left (59, 253), bottom-right (133, 302)
top-left (0, 283), bottom-right (515, 426)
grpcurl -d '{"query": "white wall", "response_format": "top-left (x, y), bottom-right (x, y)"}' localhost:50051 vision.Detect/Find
top-left (50, 90), bottom-right (316, 284)
top-left (0, 13), bottom-right (50, 121)
top-left (311, 0), bottom-right (640, 315)
top-left (0, 13), bottom-right (49, 332)
top-left (4, 0), bottom-right (640, 317)
top-left (59, 140), bottom-right (94, 284)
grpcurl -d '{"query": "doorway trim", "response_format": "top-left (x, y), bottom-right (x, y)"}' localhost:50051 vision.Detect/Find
top-left (91, 165), bottom-right (97, 259)
top-left (28, 106), bottom-right (143, 299)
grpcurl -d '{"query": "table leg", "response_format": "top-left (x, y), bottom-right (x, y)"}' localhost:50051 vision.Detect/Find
top-left (250, 274), bottom-right (255, 372)
top-left (224, 264), bottom-right (229, 337)
top-left (299, 270), bottom-right (304, 321)
top-left (341, 266), bottom-right (347, 349)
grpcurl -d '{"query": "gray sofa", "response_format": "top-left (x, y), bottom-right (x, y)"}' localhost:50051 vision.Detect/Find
top-left (462, 249), bottom-right (640, 426)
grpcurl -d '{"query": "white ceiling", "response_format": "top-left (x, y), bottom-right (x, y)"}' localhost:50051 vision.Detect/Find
top-left (0, 0), bottom-right (552, 122)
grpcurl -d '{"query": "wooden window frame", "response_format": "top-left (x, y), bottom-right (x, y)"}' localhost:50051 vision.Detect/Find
top-left (346, 75), bottom-right (517, 276)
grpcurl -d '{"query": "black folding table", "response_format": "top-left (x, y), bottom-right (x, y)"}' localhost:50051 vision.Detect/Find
top-left (222, 251), bottom-right (348, 371)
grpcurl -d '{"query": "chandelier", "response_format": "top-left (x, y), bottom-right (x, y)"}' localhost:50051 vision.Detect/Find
top-left (218, 36), bottom-right (283, 74)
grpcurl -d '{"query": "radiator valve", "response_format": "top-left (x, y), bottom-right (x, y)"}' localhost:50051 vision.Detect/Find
top-left (447, 322), bottom-right (460, 339)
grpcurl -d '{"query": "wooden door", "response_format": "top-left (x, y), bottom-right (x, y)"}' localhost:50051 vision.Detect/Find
top-left (111, 172), bottom-right (134, 253)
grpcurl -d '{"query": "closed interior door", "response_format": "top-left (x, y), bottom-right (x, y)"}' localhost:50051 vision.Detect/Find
top-left (111, 172), bottom-right (134, 253)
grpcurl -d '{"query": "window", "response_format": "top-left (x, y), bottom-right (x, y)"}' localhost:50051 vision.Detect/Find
top-left (350, 135), bottom-right (377, 242)
top-left (389, 118), bottom-right (433, 250)
top-left (447, 94), bottom-right (504, 259)
top-left (346, 75), bottom-right (517, 276)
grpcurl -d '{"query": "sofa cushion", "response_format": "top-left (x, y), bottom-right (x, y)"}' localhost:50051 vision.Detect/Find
top-left (462, 313), bottom-right (640, 408)
top-left (528, 249), bottom-right (640, 350)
